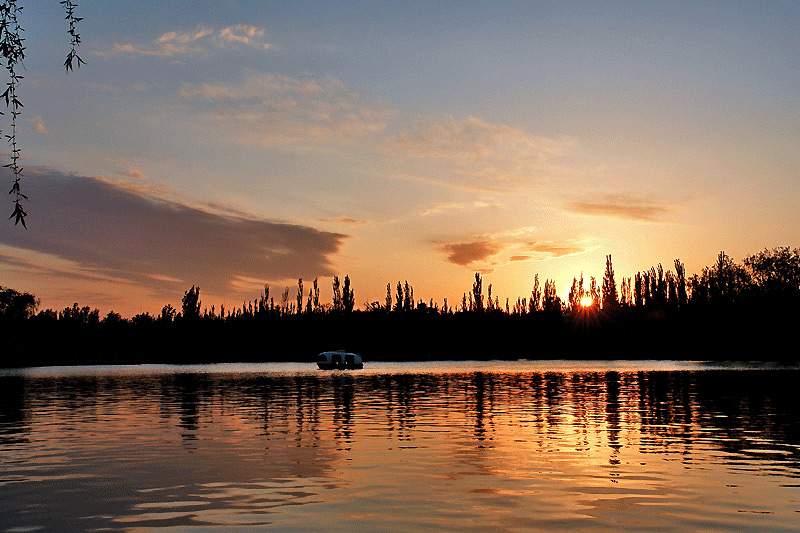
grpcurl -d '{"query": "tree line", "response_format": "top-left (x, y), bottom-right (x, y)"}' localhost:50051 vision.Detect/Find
top-left (1, 246), bottom-right (799, 366)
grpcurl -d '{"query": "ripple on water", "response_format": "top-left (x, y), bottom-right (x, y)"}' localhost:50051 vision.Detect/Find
top-left (1, 362), bottom-right (799, 531)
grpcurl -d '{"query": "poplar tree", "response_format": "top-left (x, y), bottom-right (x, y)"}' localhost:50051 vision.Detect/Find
top-left (296, 279), bottom-right (303, 314)
top-left (342, 275), bottom-right (354, 313)
top-left (602, 254), bottom-right (618, 310)
top-left (472, 273), bottom-right (484, 313)
top-left (530, 274), bottom-right (542, 312)
top-left (674, 259), bottom-right (687, 307)
top-left (332, 276), bottom-right (342, 312)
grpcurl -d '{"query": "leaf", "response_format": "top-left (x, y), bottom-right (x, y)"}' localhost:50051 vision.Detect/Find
top-left (9, 202), bottom-right (26, 228)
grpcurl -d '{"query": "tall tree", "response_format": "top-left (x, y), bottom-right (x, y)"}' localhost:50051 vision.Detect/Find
top-left (296, 279), bottom-right (303, 314)
top-left (472, 272), bottom-right (484, 313)
top-left (634, 272), bottom-right (643, 307)
top-left (332, 276), bottom-right (342, 312)
top-left (258, 284), bottom-right (270, 314)
top-left (674, 259), bottom-right (687, 307)
top-left (542, 279), bottom-right (561, 312)
top-left (666, 271), bottom-right (677, 308)
top-left (704, 251), bottom-right (751, 305)
top-left (403, 281), bottom-right (413, 312)
top-left (656, 264), bottom-right (666, 306)
top-left (602, 254), bottom-right (618, 310)
top-left (530, 274), bottom-right (541, 312)
top-left (181, 286), bottom-right (201, 320)
top-left (395, 282), bottom-right (403, 313)
top-left (568, 277), bottom-right (580, 310)
top-left (590, 276), bottom-right (600, 310)
top-left (342, 275), bottom-right (354, 313)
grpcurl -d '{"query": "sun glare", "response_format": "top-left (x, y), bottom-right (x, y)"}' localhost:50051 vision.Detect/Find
top-left (580, 296), bottom-right (593, 307)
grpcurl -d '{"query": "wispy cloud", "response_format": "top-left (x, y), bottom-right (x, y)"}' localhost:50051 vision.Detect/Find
top-left (177, 74), bottom-right (396, 149)
top-left (386, 116), bottom-right (574, 191)
top-left (319, 215), bottom-right (371, 225)
top-left (0, 168), bottom-right (347, 303)
top-left (421, 200), bottom-right (500, 216)
top-left (566, 194), bottom-right (670, 221)
top-left (217, 25), bottom-right (272, 50)
top-left (96, 25), bottom-right (271, 57)
top-left (27, 115), bottom-right (48, 134)
top-left (524, 241), bottom-right (588, 259)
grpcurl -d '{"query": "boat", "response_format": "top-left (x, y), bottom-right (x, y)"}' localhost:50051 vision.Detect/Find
top-left (317, 350), bottom-right (363, 370)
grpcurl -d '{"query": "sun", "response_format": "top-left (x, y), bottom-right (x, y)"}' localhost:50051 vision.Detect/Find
top-left (580, 296), bottom-right (593, 307)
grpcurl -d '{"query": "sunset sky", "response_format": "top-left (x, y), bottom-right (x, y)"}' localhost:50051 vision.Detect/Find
top-left (1, 1), bottom-right (798, 316)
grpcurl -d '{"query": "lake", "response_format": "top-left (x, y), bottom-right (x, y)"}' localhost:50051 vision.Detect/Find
top-left (1, 361), bottom-right (799, 531)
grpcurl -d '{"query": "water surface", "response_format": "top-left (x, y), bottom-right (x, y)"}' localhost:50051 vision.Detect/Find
top-left (1, 361), bottom-right (799, 531)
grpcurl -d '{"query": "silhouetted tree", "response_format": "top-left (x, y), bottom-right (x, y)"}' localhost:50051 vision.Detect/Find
top-left (602, 255), bottom-right (618, 310)
top-left (280, 287), bottom-right (290, 315)
top-left (395, 282), bottom-right (403, 313)
top-left (590, 276), bottom-right (600, 310)
top-left (312, 278), bottom-right (320, 312)
top-left (131, 312), bottom-right (154, 325)
top-left (656, 264), bottom-right (666, 307)
top-left (568, 277), bottom-right (580, 310)
top-left (674, 259), bottom-right (687, 307)
top-left (102, 311), bottom-right (122, 324)
top-left (634, 272), bottom-right (643, 307)
top-left (703, 251), bottom-right (751, 305)
top-left (60, 302), bottom-right (99, 324)
top-left (258, 284), bottom-right (270, 314)
top-left (0, 285), bottom-right (37, 319)
top-left (181, 286), bottom-right (201, 320)
top-left (332, 276), bottom-right (342, 312)
top-left (744, 246), bottom-right (800, 301)
top-left (542, 279), bottom-right (561, 312)
top-left (642, 271), bottom-right (652, 307)
top-left (666, 271), bottom-right (677, 308)
top-left (385, 283), bottom-right (392, 312)
top-left (649, 267), bottom-right (659, 306)
top-left (296, 279), bottom-right (303, 314)
top-left (620, 277), bottom-right (632, 306)
top-left (342, 275), bottom-right (354, 313)
top-left (472, 273), bottom-right (484, 313)
top-left (530, 274), bottom-right (541, 312)
top-left (160, 304), bottom-right (176, 322)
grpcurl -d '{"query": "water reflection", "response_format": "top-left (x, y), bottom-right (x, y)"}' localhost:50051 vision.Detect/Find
top-left (0, 363), bottom-right (799, 530)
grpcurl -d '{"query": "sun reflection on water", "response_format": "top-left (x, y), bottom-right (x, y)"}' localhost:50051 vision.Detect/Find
top-left (0, 362), bottom-right (799, 530)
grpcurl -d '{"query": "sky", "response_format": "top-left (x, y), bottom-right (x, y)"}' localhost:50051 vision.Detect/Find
top-left (0, 1), bottom-right (798, 316)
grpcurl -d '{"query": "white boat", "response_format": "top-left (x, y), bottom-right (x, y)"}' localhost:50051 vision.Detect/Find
top-left (317, 350), bottom-right (363, 370)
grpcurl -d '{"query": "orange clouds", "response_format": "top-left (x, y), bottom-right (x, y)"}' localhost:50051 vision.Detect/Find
top-left (566, 194), bottom-right (670, 222)
top-left (437, 230), bottom-right (591, 269)
top-left (439, 241), bottom-right (502, 266)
